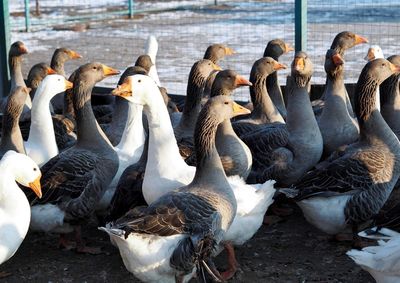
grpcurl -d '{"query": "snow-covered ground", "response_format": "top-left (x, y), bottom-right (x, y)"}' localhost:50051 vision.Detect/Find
top-left (9, 1), bottom-right (400, 100)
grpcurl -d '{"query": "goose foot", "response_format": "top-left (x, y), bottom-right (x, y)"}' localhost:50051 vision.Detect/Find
top-left (58, 234), bottom-right (76, 250)
top-left (0, 271), bottom-right (12, 278)
top-left (220, 242), bottom-right (238, 280)
top-left (74, 226), bottom-right (104, 255)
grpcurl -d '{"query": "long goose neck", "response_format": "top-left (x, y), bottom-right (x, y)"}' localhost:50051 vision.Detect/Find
top-left (145, 86), bottom-right (188, 169)
top-left (266, 71), bottom-right (285, 110)
top-left (116, 103), bottom-right (144, 153)
top-left (9, 56), bottom-right (26, 89)
top-left (250, 73), bottom-right (284, 123)
top-left (63, 89), bottom-right (75, 118)
top-left (286, 75), bottom-right (315, 134)
top-left (179, 69), bottom-right (207, 127)
top-left (28, 83), bottom-right (56, 146)
top-left (326, 69), bottom-right (345, 95)
top-left (1, 109), bottom-right (25, 153)
top-left (73, 83), bottom-right (111, 148)
top-left (192, 110), bottom-right (228, 187)
top-left (381, 75), bottom-right (400, 108)
top-left (50, 57), bottom-right (66, 77)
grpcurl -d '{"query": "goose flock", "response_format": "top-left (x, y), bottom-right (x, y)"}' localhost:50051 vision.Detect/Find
top-left (1, 31), bottom-right (400, 283)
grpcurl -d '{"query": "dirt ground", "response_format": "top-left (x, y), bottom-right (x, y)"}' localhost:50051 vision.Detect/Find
top-left (1, 205), bottom-right (374, 282)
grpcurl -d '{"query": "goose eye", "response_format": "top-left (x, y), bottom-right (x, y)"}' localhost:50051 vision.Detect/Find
top-left (138, 80), bottom-right (141, 83)
top-left (224, 101), bottom-right (229, 105)
top-left (382, 63), bottom-right (385, 67)
top-left (33, 167), bottom-right (37, 171)
top-left (58, 79), bottom-right (61, 81)
top-left (93, 66), bottom-right (97, 70)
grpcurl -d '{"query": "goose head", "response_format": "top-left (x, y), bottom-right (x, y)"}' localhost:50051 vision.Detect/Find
top-left (204, 44), bottom-right (236, 64)
top-left (211, 70), bottom-right (252, 96)
top-left (203, 95), bottom-right (251, 123)
top-left (36, 74), bottom-right (73, 97)
top-left (263, 39), bottom-right (294, 60)
top-left (364, 58), bottom-right (400, 84)
top-left (364, 45), bottom-right (384, 61)
top-left (1, 151), bottom-right (42, 198)
top-left (331, 31), bottom-right (368, 54)
top-left (251, 56), bottom-right (287, 80)
top-left (9, 41), bottom-right (28, 57)
top-left (74, 62), bottom-right (120, 86)
top-left (112, 74), bottom-right (158, 106)
top-left (53, 48), bottom-right (82, 62)
top-left (291, 51), bottom-right (313, 86)
top-left (324, 49), bottom-right (345, 78)
top-left (135, 55), bottom-right (154, 73)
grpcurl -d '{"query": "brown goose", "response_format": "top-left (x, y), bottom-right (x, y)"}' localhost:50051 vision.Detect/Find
top-left (284, 59), bottom-right (400, 246)
top-left (232, 56), bottom-right (286, 138)
top-left (264, 39), bottom-right (294, 118)
top-left (173, 59), bottom-right (221, 146)
top-left (202, 44), bottom-right (235, 98)
top-left (100, 95), bottom-right (247, 283)
top-left (255, 52), bottom-right (322, 186)
top-left (26, 63), bottom-right (120, 254)
top-left (318, 49), bottom-right (359, 156)
top-left (0, 86), bottom-right (30, 158)
top-left (50, 48), bottom-right (82, 113)
top-left (312, 31), bottom-right (369, 116)
top-left (106, 55), bottom-right (153, 145)
top-left (188, 70), bottom-right (253, 179)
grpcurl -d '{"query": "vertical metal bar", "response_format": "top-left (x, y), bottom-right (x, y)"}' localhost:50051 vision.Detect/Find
top-left (24, 0), bottom-right (30, 32)
top-left (0, 0), bottom-right (10, 96)
top-left (128, 0), bottom-right (134, 19)
top-left (214, 0), bottom-right (218, 5)
top-left (295, 0), bottom-right (307, 51)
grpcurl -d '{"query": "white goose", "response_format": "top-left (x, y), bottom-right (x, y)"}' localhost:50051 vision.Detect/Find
top-left (24, 75), bottom-right (73, 166)
top-left (364, 45), bottom-right (385, 111)
top-left (347, 228), bottom-right (400, 283)
top-left (0, 151), bottom-right (42, 266)
top-left (113, 75), bottom-right (276, 279)
top-left (144, 35), bottom-right (161, 86)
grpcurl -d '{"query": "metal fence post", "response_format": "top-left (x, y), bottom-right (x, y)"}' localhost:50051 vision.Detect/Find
top-left (128, 0), bottom-right (134, 19)
top-left (295, 0), bottom-right (307, 51)
top-left (0, 0), bottom-right (10, 96)
top-left (24, 0), bottom-right (30, 32)
top-left (215, 0), bottom-right (218, 5)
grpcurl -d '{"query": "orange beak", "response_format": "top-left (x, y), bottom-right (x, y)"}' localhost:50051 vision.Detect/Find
top-left (332, 53), bottom-right (344, 66)
top-left (354, 34), bottom-right (369, 45)
top-left (389, 62), bottom-right (400, 73)
top-left (47, 67), bottom-right (57, 75)
top-left (232, 101), bottom-right (251, 116)
top-left (285, 43), bottom-right (294, 53)
top-left (19, 44), bottom-right (28, 54)
top-left (212, 62), bottom-right (222, 71)
top-left (102, 64), bottom-right (120, 77)
top-left (224, 46), bottom-right (236, 56)
top-left (64, 79), bottom-right (73, 90)
top-left (274, 61), bottom-right (287, 71)
top-left (68, 50), bottom-right (82, 59)
top-left (293, 57), bottom-right (305, 71)
top-left (28, 175), bottom-right (42, 199)
top-left (112, 78), bottom-right (132, 98)
top-left (234, 75), bottom-right (252, 87)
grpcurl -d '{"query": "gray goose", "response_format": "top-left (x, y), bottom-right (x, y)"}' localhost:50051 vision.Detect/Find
top-left (318, 49), bottom-right (359, 156)
top-left (380, 55), bottom-right (400, 138)
top-left (256, 52), bottom-right (323, 186)
top-left (201, 44), bottom-right (235, 99)
top-left (264, 39), bottom-right (294, 118)
top-left (26, 62), bottom-right (120, 254)
top-left (312, 31), bottom-right (369, 116)
top-left (173, 59), bottom-right (221, 156)
top-left (50, 48), bottom-right (82, 113)
top-left (188, 70), bottom-right (253, 179)
top-left (100, 95), bottom-right (248, 283)
top-left (0, 86), bottom-right (30, 158)
top-left (106, 55), bottom-right (153, 145)
top-left (284, 59), bottom-right (400, 246)
top-left (231, 56), bottom-right (286, 138)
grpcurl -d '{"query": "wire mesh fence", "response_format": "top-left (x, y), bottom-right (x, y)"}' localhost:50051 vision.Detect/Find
top-left (8, 0), bottom-right (400, 101)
